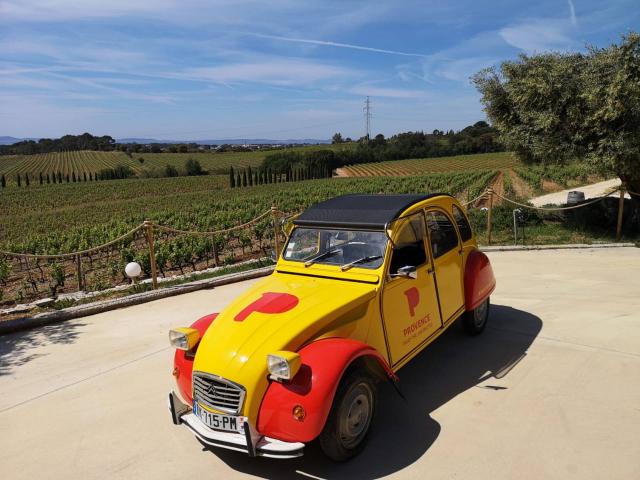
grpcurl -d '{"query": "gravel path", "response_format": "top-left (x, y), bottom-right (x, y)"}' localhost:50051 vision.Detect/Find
top-left (530, 178), bottom-right (628, 206)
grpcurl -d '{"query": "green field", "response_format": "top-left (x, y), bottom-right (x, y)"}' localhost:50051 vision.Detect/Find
top-left (0, 170), bottom-right (494, 254)
top-left (0, 144), bottom-right (356, 182)
top-left (339, 152), bottom-right (521, 176)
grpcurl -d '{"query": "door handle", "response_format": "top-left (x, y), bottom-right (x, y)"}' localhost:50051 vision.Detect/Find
top-left (427, 267), bottom-right (434, 274)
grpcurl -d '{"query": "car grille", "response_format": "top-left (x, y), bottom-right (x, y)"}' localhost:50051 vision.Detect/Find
top-left (192, 372), bottom-right (245, 415)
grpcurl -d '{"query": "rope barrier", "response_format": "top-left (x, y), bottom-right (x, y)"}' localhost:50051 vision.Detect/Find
top-left (154, 209), bottom-right (273, 236)
top-left (461, 191), bottom-right (488, 207)
top-left (0, 223), bottom-right (145, 260)
top-left (490, 190), bottom-right (608, 211)
top-left (1, 185), bottom-right (635, 260)
top-left (0, 209), bottom-right (276, 260)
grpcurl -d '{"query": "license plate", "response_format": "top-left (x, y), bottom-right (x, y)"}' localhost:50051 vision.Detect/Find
top-left (193, 402), bottom-right (244, 433)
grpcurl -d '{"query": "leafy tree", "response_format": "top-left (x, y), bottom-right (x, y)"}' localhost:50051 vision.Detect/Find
top-left (332, 132), bottom-right (344, 144)
top-left (473, 32), bottom-right (640, 225)
top-left (164, 164), bottom-right (179, 177)
top-left (185, 158), bottom-right (205, 176)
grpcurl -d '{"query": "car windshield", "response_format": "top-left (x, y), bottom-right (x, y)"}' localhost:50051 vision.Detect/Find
top-left (283, 228), bottom-right (387, 269)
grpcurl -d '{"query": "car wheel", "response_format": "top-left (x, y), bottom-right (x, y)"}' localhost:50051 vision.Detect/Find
top-left (318, 369), bottom-right (377, 461)
top-left (463, 296), bottom-right (490, 335)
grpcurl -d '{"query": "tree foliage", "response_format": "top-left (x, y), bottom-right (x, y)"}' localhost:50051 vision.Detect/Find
top-left (473, 32), bottom-right (640, 196)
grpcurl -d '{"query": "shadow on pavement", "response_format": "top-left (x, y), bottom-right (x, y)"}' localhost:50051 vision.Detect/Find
top-left (200, 304), bottom-right (542, 479)
top-left (0, 320), bottom-right (86, 376)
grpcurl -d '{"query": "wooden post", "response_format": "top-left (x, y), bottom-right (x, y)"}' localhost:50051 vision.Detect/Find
top-left (616, 189), bottom-right (625, 241)
top-left (145, 221), bottom-right (158, 289)
top-left (487, 188), bottom-right (494, 245)
top-left (271, 206), bottom-right (281, 259)
top-left (75, 254), bottom-right (84, 291)
top-left (212, 239), bottom-right (219, 267)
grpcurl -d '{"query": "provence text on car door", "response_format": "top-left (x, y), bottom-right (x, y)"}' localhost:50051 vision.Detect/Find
top-left (381, 212), bottom-right (442, 366)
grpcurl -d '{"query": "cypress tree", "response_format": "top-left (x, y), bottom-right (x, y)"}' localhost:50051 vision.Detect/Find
top-left (66, 174), bottom-right (70, 183)
top-left (89, 172), bottom-right (93, 181)
top-left (1, 174), bottom-right (5, 188)
top-left (247, 166), bottom-right (253, 186)
top-left (242, 170), bottom-right (248, 187)
top-left (236, 172), bottom-right (242, 187)
top-left (46, 173), bottom-right (50, 184)
top-left (229, 167), bottom-right (235, 188)
top-left (58, 171), bottom-right (62, 183)
top-left (72, 172), bottom-right (76, 182)
top-left (52, 173), bottom-right (57, 184)
top-left (39, 172), bottom-right (43, 184)
top-left (83, 172), bottom-right (87, 182)
top-left (16, 174), bottom-right (21, 187)
top-left (25, 173), bottom-right (30, 186)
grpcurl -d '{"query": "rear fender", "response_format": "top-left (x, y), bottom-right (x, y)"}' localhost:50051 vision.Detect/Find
top-left (257, 338), bottom-right (395, 443)
top-left (464, 250), bottom-right (496, 310)
top-left (173, 313), bottom-right (218, 405)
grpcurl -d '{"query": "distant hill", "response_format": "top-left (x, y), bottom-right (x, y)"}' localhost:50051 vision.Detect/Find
top-left (0, 136), bottom-right (39, 145)
top-left (116, 138), bottom-right (331, 145)
top-left (0, 136), bottom-right (330, 146)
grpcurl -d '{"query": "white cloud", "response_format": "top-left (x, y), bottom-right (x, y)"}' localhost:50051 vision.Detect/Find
top-left (185, 60), bottom-right (355, 86)
top-left (499, 19), bottom-right (575, 54)
top-left (244, 33), bottom-right (427, 57)
top-left (568, 0), bottom-right (578, 27)
top-left (348, 85), bottom-right (426, 98)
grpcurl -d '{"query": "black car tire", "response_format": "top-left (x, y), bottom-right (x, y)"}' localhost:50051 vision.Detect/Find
top-left (462, 296), bottom-right (490, 335)
top-left (318, 369), bottom-right (377, 461)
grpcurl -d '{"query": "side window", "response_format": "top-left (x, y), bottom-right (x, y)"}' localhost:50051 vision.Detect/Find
top-left (452, 205), bottom-right (472, 242)
top-left (426, 210), bottom-right (459, 259)
top-left (389, 214), bottom-right (427, 274)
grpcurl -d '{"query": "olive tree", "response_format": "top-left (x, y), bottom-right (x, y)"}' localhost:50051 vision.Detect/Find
top-left (473, 33), bottom-right (640, 224)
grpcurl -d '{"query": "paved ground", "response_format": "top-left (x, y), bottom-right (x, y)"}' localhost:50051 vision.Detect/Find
top-left (1, 248), bottom-right (639, 480)
top-left (530, 178), bottom-right (629, 206)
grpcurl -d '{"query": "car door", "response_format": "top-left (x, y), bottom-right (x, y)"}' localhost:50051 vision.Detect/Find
top-left (381, 212), bottom-right (443, 366)
top-left (425, 209), bottom-right (465, 325)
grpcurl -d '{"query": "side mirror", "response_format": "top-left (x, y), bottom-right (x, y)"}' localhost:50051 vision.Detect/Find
top-left (392, 265), bottom-right (417, 279)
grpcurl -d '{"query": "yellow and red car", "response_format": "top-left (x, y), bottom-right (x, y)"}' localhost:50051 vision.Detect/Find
top-left (168, 193), bottom-right (495, 460)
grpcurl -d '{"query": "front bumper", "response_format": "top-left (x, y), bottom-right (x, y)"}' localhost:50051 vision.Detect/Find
top-left (168, 391), bottom-right (304, 459)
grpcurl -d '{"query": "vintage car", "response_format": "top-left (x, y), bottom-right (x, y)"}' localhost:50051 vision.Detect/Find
top-left (168, 193), bottom-right (496, 461)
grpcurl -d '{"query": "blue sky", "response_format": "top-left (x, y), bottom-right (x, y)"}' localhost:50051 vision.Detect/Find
top-left (0, 0), bottom-right (638, 140)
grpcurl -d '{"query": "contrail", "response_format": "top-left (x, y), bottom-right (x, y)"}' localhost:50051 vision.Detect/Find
top-left (567, 0), bottom-right (577, 26)
top-left (245, 33), bottom-right (427, 58)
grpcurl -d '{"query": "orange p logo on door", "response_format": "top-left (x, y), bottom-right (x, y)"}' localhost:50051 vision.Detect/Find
top-left (235, 292), bottom-right (299, 321)
top-left (404, 287), bottom-right (420, 317)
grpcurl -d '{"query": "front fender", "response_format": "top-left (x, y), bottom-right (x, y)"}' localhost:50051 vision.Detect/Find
top-left (173, 313), bottom-right (218, 405)
top-left (464, 249), bottom-right (496, 310)
top-left (256, 338), bottom-right (394, 443)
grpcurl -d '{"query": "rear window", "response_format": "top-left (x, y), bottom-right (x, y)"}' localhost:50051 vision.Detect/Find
top-left (452, 205), bottom-right (473, 242)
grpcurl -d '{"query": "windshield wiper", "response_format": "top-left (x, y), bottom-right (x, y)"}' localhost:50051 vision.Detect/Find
top-left (341, 255), bottom-right (383, 271)
top-left (304, 249), bottom-right (341, 267)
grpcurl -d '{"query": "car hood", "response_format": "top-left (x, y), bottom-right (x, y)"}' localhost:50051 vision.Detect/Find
top-left (193, 271), bottom-right (377, 422)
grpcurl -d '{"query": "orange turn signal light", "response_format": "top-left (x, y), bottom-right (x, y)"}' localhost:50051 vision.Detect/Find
top-left (292, 404), bottom-right (306, 421)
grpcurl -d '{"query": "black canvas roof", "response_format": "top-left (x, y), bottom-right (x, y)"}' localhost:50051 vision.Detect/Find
top-left (293, 193), bottom-right (447, 230)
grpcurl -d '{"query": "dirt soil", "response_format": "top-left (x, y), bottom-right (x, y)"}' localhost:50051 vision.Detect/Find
top-left (508, 169), bottom-right (535, 199)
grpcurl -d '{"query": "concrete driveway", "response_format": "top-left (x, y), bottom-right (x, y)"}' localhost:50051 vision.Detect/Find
top-left (1, 248), bottom-right (639, 479)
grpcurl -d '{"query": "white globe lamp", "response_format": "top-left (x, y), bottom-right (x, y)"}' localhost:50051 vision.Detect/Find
top-left (125, 262), bottom-right (142, 281)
